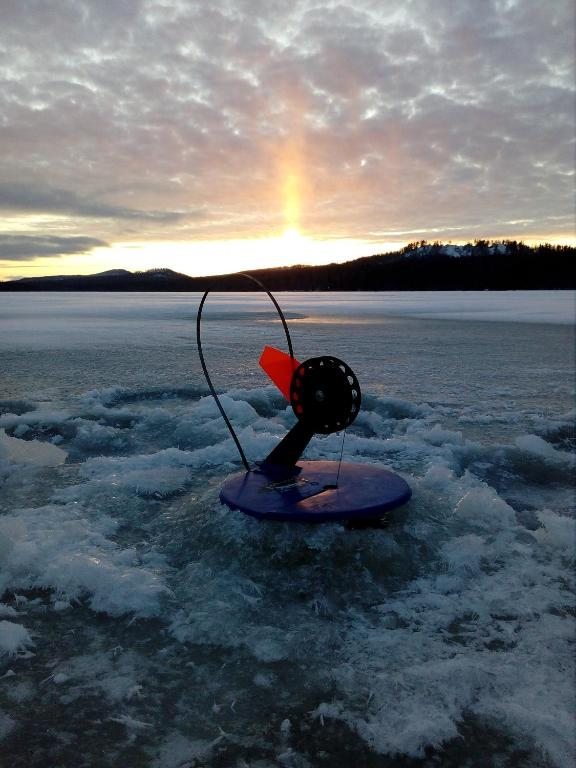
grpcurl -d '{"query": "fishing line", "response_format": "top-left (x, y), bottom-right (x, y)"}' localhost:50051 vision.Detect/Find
top-left (335, 428), bottom-right (347, 488)
top-left (195, 273), bottom-right (295, 473)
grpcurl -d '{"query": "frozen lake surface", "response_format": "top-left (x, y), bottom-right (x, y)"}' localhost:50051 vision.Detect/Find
top-left (0, 291), bottom-right (574, 767)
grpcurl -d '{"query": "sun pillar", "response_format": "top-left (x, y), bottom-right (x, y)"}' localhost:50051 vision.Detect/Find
top-left (279, 139), bottom-right (306, 237)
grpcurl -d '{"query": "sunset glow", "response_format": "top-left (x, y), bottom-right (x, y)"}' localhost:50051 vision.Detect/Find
top-left (60, 232), bottom-right (384, 279)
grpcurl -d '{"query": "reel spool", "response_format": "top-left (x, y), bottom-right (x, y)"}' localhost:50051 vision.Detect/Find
top-left (291, 356), bottom-right (360, 433)
top-left (196, 274), bottom-right (411, 523)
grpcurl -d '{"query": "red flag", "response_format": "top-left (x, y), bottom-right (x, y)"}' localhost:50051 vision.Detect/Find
top-left (259, 346), bottom-right (300, 401)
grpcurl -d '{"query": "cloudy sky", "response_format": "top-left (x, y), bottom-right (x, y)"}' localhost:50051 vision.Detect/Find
top-left (1, 0), bottom-right (574, 279)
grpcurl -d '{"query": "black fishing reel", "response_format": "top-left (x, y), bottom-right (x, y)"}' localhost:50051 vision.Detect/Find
top-left (263, 355), bottom-right (361, 469)
top-left (290, 356), bottom-right (361, 434)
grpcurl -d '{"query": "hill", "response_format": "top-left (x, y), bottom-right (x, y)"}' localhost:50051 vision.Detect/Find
top-left (0, 240), bottom-right (573, 291)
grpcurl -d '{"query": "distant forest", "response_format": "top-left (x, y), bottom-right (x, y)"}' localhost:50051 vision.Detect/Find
top-left (233, 240), bottom-right (575, 291)
top-left (1, 240), bottom-right (574, 291)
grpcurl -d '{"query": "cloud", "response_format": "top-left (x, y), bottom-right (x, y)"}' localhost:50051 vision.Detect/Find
top-left (0, 235), bottom-right (108, 261)
top-left (0, 0), bottom-right (573, 244)
top-left (0, 183), bottom-right (184, 222)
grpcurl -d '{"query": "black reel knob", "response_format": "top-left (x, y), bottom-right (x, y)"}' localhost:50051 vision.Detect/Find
top-left (290, 356), bottom-right (361, 434)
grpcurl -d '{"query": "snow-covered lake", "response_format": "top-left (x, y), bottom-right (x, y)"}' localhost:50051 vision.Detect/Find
top-left (0, 291), bottom-right (574, 767)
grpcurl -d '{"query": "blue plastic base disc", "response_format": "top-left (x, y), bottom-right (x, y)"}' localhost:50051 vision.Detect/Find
top-left (219, 460), bottom-right (411, 523)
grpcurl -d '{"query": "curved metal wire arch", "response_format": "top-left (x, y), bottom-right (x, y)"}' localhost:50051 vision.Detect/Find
top-left (195, 273), bottom-right (295, 472)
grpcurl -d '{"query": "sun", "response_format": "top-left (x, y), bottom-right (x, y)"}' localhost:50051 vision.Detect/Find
top-left (274, 227), bottom-right (307, 263)
top-left (280, 227), bottom-right (303, 244)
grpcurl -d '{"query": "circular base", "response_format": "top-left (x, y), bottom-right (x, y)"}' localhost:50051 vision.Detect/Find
top-left (219, 461), bottom-right (411, 523)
